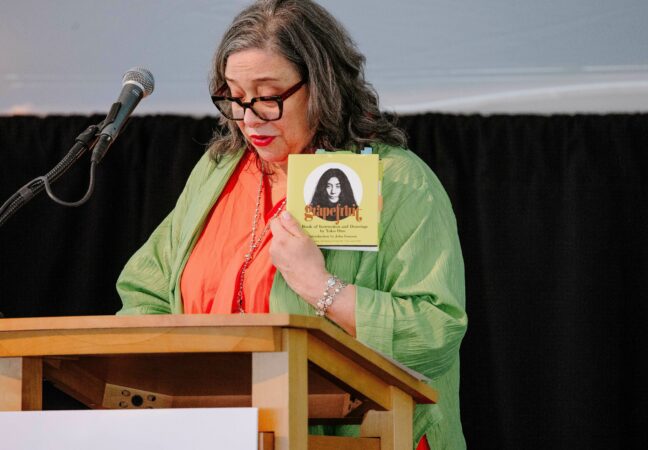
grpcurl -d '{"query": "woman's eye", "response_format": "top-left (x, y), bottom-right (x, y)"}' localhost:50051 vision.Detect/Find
top-left (258, 86), bottom-right (284, 97)
top-left (225, 86), bottom-right (243, 98)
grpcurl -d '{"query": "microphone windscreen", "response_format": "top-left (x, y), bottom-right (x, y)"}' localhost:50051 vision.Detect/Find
top-left (122, 67), bottom-right (155, 97)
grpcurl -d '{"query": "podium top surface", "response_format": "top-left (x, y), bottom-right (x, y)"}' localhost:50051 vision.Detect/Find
top-left (0, 313), bottom-right (317, 332)
top-left (0, 314), bottom-right (437, 404)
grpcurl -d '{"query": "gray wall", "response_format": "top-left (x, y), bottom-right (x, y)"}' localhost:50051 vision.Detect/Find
top-left (1, 0), bottom-right (647, 115)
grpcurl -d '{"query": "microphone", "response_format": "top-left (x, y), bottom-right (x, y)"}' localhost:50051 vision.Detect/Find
top-left (91, 67), bottom-right (155, 163)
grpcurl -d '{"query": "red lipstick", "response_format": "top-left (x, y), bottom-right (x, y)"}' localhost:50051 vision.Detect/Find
top-left (250, 135), bottom-right (275, 147)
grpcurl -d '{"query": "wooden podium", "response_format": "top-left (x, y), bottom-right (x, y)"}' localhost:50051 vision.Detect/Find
top-left (0, 314), bottom-right (436, 450)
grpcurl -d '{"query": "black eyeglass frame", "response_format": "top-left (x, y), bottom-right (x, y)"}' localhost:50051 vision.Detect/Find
top-left (211, 79), bottom-right (306, 121)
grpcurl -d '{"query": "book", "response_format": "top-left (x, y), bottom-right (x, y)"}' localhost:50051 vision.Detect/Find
top-left (286, 151), bottom-right (381, 251)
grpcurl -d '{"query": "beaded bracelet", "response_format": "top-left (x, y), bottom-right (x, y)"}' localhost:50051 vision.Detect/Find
top-left (315, 275), bottom-right (348, 317)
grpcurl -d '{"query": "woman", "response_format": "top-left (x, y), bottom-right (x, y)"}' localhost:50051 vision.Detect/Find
top-left (117, 0), bottom-right (467, 448)
top-left (309, 167), bottom-right (358, 222)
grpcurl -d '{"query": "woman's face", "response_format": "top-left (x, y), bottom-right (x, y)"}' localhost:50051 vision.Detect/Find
top-left (225, 48), bottom-right (314, 168)
top-left (326, 176), bottom-right (341, 203)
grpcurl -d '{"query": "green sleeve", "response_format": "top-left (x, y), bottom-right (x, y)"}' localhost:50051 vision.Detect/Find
top-left (355, 152), bottom-right (467, 380)
top-left (115, 151), bottom-right (220, 315)
top-left (116, 209), bottom-right (177, 315)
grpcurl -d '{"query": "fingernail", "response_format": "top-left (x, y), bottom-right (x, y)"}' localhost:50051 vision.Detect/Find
top-left (281, 211), bottom-right (290, 219)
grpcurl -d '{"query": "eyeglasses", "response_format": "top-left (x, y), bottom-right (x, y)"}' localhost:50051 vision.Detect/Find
top-left (211, 80), bottom-right (306, 121)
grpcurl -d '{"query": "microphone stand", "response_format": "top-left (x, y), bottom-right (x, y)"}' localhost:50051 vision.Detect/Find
top-left (0, 119), bottom-right (106, 227)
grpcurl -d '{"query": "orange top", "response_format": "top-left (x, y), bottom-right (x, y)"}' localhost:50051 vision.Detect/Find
top-left (180, 151), bottom-right (284, 314)
top-left (182, 151), bottom-right (430, 450)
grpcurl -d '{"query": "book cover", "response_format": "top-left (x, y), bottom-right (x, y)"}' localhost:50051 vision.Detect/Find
top-left (286, 152), bottom-right (381, 251)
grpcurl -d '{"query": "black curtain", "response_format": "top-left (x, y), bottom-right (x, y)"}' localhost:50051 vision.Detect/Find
top-left (1, 114), bottom-right (646, 449)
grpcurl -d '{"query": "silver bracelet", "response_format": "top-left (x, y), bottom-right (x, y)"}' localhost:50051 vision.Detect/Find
top-left (315, 275), bottom-right (348, 317)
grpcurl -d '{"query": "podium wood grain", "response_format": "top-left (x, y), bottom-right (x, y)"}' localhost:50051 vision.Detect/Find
top-left (0, 314), bottom-right (435, 450)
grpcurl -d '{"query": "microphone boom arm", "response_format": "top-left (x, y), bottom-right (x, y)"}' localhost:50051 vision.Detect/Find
top-left (0, 122), bottom-right (107, 227)
top-left (0, 67), bottom-right (154, 228)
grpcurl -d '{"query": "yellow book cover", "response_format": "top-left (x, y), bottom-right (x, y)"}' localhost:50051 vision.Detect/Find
top-left (286, 152), bottom-right (381, 251)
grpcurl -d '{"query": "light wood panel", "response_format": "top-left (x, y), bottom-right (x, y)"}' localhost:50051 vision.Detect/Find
top-left (307, 333), bottom-right (392, 410)
top-left (1, 315), bottom-right (435, 404)
top-left (0, 357), bottom-right (42, 411)
top-left (0, 315), bottom-right (436, 449)
top-left (0, 357), bottom-right (22, 410)
top-left (253, 329), bottom-right (308, 450)
top-left (0, 313), bottom-right (296, 332)
top-left (360, 387), bottom-right (413, 450)
top-left (0, 326), bottom-right (281, 356)
top-left (258, 432), bottom-right (275, 450)
top-left (309, 435), bottom-right (380, 450)
top-left (20, 357), bottom-right (42, 410)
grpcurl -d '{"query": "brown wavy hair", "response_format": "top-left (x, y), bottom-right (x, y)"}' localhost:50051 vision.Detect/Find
top-left (207, 0), bottom-right (407, 161)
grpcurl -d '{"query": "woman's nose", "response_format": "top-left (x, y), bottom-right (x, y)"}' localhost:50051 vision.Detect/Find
top-left (243, 106), bottom-right (263, 127)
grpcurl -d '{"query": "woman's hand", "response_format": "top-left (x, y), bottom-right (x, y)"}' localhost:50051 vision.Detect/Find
top-left (270, 211), bottom-right (357, 336)
top-left (269, 211), bottom-right (329, 303)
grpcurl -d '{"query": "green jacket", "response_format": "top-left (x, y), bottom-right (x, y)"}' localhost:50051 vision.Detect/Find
top-left (116, 143), bottom-right (467, 449)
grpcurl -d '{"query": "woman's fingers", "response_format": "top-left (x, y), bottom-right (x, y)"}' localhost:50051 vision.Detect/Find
top-left (278, 211), bottom-right (305, 237)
